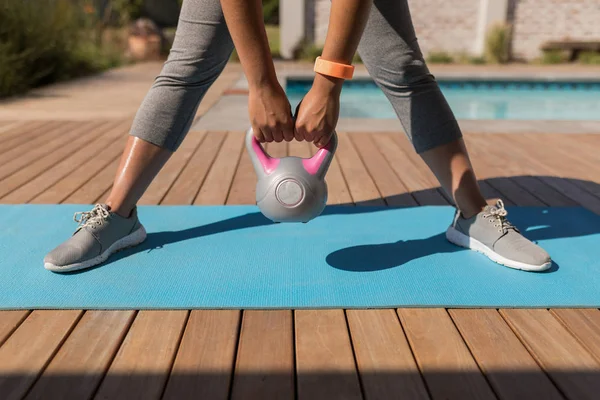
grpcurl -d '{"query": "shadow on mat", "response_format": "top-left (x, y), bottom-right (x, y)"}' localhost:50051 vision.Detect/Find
top-left (72, 176), bottom-right (599, 274)
top-left (5, 370), bottom-right (600, 399)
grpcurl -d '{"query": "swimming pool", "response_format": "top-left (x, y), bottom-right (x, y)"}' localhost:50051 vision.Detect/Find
top-left (286, 79), bottom-right (600, 120)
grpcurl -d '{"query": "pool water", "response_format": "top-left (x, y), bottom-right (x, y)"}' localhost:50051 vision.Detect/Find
top-left (286, 80), bottom-right (600, 120)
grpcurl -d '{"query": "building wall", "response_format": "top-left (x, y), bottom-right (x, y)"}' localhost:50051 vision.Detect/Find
top-left (309, 0), bottom-right (600, 60)
top-left (313, 0), bottom-right (481, 55)
top-left (510, 0), bottom-right (600, 60)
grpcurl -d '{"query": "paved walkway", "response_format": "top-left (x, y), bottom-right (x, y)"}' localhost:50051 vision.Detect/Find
top-left (0, 62), bottom-right (242, 121)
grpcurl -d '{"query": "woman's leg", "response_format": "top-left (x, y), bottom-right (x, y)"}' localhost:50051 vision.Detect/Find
top-left (107, 0), bottom-right (235, 217)
top-left (356, 0), bottom-right (486, 218)
top-left (44, 0), bottom-right (234, 271)
top-left (357, 0), bottom-right (551, 271)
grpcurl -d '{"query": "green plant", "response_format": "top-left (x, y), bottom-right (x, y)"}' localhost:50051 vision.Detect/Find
top-left (484, 23), bottom-right (511, 64)
top-left (578, 51), bottom-right (600, 65)
top-left (296, 42), bottom-right (323, 62)
top-left (265, 25), bottom-right (281, 58)
top-left (540, 49), bottom-right (569, 64)
top-left (426, 51), bottom-right (454, 64)
top-left (468, 56), bottom-right (486, 65)
top-left (229, 24), bottom-right (280, 61)
top-left (263, 0), bottom-right (279, 24)
top-left (0, 0), bottom-right (124, 97)
top-left (455, 52), bottom-right (486, 65)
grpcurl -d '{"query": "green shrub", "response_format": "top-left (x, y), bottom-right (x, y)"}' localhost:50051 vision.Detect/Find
top-left (262, 0), bottom-right (279, 25)
top-left (427, 51), bottom-right (454, 64)
top-left (0, 0), bottom-right (123, 98)
top-left (485, 23), bottom-right (511, 64)
top-left (468, 56), bottom-right (486, 65)
top-left (455, 53), bottom-right (486, 65)
top-left (578, 51), bottom-right (600, 65)
top-left (229, 24), bottom-right (280, 61)
top-left (540, 49), bottom-right (569, 64)
top-left (296, 41), bottom-right (323, 62)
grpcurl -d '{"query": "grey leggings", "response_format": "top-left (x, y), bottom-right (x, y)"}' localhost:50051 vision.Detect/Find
top-left (130, 0), bottom-right (462, 154)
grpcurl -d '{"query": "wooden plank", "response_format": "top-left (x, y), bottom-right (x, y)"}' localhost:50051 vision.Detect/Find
top-left (391, 133), bottom-right (454, 204)
top-left (550, 309), bottom-right (600, 364)
top-left (0, 121), bottom-right (109, 199)
top-left (194, 131), bottom-right (244, 205)
top-left (336, 133), bottom-right (384, 206)
top-left (346, 309), bottom-right (429, 400)
top-left (491, 134), bottom-right (600, 214)
top-left (0, 120), bottom-right (53, 152)
top-left (265, 140), bottom-right (288, 158)
top-left (464, 135), bottom-right (546, 206)
top-left (449, 309), bottom-right (563, 400)
top-left (468, 133), bottom-right (578, 206)
top-left (288, 139), bottom-right (312, 158)
top-left (397, 308), bottom-right (496, 400)
top-left (25, 311), bottom-right (135, 400)
top-left (0, 310), bottom-right (83, 400)
top-left (351, 133), bottom-right (417, 206)
top-left (326, 153), bottom-right (353, 205)
top-left (0, 120), bottom-right (18, 133)
top-left (93, 310), bottom-right (188, 400)
top-left (0, 121), bottom-right (83, 182)
top-left (138, 130), bottom-right (206, 205)
top-left (0, 121), bottom-right (43, 143)
top-left (373, 134), bottom-right (449, 205)
top-left (295, 310), bottom-right (363, 400)
top-left (500, 309), bottom-right (600, 400)
top-left (0, 311), bottom-right (30, 346)
top-left (31, 136), bottom-right (126, 204)
top-left (162, 310), bottom-right (240, 400)
top-left (303, 139), bottom-right (353, 206)
top-left (230, 311), bottom-right (295, 400)
top-left (162, 132), bottom-right (226, 205)
top-left (227, 147), bottom-right (258, 205)
top-left (62, 158), bottom-right (119, 204)
top-left (515, 133), bottom-right (600, 202)
top-left (1, 121), bottom-right (123, 203)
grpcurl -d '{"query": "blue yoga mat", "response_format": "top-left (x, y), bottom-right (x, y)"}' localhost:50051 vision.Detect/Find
top-left (1, 204), bottom-right (600, 309)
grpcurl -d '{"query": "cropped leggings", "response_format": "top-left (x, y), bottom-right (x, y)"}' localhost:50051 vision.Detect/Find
top-left (130, 0), bottom-right (462, 154)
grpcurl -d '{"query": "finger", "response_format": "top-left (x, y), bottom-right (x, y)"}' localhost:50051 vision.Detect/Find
top-left (272, 126), bottom-right (284, 143)
top-left (295, 124), bottom-right (307, 142)
top-left (252, 126), bottom-right (265, 143)
top-left (315, 133), bottom-right (331, 148)
top-left (311, 130), bottom-right (324, 147)
top-left (282, 121), bottom-right (295, 142)
top-left (262, 127), bottom-right (274, 143)
top-left (304, 129), bottom-right (315, 143)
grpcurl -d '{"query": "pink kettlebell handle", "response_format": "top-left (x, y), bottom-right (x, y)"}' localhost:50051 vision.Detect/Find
top-left (245, 129), bottom-right (337, 178)
top-left (301, 132), bottom-right (337, 177)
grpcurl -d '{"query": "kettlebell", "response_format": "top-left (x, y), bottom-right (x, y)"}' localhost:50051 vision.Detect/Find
top-left (246, 128), bottom-right (337, 223)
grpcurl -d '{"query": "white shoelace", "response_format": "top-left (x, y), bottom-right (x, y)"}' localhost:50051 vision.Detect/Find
top-left (482, 200), bottom-right (516, 233)
top-left (73, 204), bottom-right (110, 229)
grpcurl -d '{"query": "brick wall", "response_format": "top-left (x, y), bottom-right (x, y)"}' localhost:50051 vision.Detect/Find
top-left (313, 0), bottom-right (481, 55)
top-left (509, 0), bottom-right (600, 60)
top-left (310, 0), bottom-right (600, 60)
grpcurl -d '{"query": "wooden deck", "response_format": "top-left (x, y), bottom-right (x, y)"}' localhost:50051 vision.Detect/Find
top-left (1, 119), bottom-right (600, 400)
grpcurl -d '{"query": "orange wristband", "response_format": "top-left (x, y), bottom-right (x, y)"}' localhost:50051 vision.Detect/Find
top-left (313, 56), bottom-right (354, 80)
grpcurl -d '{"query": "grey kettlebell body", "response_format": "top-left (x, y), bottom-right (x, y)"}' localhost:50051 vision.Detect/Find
top-left (246, 128), bottom-right (337, 223)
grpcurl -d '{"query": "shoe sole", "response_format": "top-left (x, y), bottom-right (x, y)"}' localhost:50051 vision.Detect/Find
top-left (446, 226), bottom-right (551, 272)
top-left (44, 226), bottom-right (147, 273)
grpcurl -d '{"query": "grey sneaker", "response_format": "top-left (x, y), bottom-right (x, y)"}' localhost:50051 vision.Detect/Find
top-left (44, 204), bottom-right (146, 272)
top-left (446, 200), bottom-right (551, 271)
